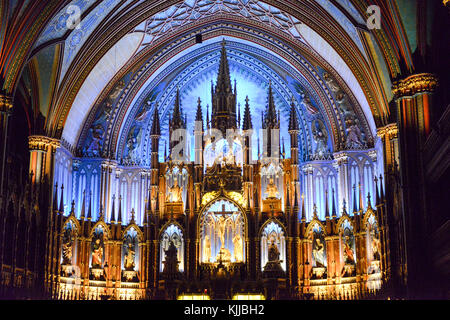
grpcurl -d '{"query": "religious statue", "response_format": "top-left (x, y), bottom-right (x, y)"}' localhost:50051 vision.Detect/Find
top-left (124, 242), bottom-right (135, 271)
top-left (134, 104), bottom-right (151, 122)
top-left (264, 178), bottom-right (279, 199)
top-left (217, 214), bottom-right (229, 248)
top-left (371, 232), bottom-right (381, 261)
top-left (62, 240), bottom-right (73, 265)
top-left (323, 72), bottom-right (340, 93)
top-left (166, 178), bottom-right (183, 202)
top-left (92, 238), bottom-right (103, 268)
top-left (268, 241), bottom-right (280, 262)
top-left (312, 120), bottom-right (328, 156)
top-left (109, 80), bottom-right (125, 100)
top-left (343, 235), bottom-right (355, 264)
top-left (345, 118), bottom-right (364, 149)
top-left (335, 92), bottom-right (353, 115)
top-left (300, 94), bottom-right (318, 115)
top-left (86, 124), bottom-right (104, 155)
top-left (312, 237), bottom-right (325, 267)
top-left (232, 233), bottom-right (243, 262)
top-left (225, 149), bottom-right (235, 165)
top-left (203, 235), bottom-right (211, 263)
top-left (126, 127), bottom-right (142, 162)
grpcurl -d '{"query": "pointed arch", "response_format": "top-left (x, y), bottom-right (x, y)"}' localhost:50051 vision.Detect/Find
top-left (260, 219), bottom-right (286, 271)
top-left (159, 223), bottom-right (185, 272)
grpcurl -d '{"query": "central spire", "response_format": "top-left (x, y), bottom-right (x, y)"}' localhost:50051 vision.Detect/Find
top-left (211, 39), bottom-right (237, 136)
top-left (216, 39), bottom-right (232, 94)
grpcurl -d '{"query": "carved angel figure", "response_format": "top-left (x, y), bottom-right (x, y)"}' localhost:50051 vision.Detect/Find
top-left (300, 93), bottom-right (318, 115)
top-left (166, 178), bottom-right (183, 202)
top-left (345, 118), bottom-right (364, 149)
top-left (323, 72), bottom-right (340, 92)
top-left (126, 127), bottom-right (142, 161)
top-left (312, 120), bottom-right (328, 156)
top-left (87, 124), bottom-right (104, 155)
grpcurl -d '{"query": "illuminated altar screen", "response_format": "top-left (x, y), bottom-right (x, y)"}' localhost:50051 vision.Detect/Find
top-left (200, 200), bottom-right (245, 264)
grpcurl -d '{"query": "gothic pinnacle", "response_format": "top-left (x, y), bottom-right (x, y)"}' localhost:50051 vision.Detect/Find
top-left (288, 96), bottom-right (299, 131)
top-left (151, 103), bottom-right (161, 136)
top-left (216, 39), bottom-right (232, 93)
top-left (172, 86), bottom-right (184, 129)
top-left (242, 96), bottom-right (252, 130)
top-left (265, 80), bottom-right (278, 128)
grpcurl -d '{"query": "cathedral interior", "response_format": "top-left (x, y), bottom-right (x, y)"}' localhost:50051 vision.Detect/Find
top-left (0, 0), bottom-right (448, 300)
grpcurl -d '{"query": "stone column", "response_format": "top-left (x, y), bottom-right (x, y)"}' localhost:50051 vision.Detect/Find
top-left (0, 94), bottom-right (12, 197)
top-left (333, 152), bottom-right (349, 215)
top-left (377, 124), bottom-right (403, 290)
top-left (392, 73), bottom-right (438, 298)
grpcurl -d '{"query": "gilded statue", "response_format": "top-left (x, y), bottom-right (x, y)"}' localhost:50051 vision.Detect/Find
top-left (265, 178), bottom-right (279, 199)
top-left (371, 231), bottom-right (381, 261)
top-left (166, 178), bottom-right (183, 202)
top-left (312, 237), bottom-right (325, 267)
top-left (216, 214), bottom-right (230, 248)
top-left (203, 235), bottom-right (211, 263)
top-left (343, 235), bottom-right (355, 264)
top-left (124, 242), bottom-right (135, 271)
top-left (92, 238), bottom-right (103, 268)
top-left (232, 233), bottom-right (243, 262)
top-left (62, 241), bottom-right (73, 265)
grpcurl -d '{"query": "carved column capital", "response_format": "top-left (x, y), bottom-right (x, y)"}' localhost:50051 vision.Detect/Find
top-left (333, 151), bottom-right (348, 165)
top-left (377, 123), bottom-right (398, 140)
top-left (28, 135), bottom-right (60, 152)
top-left (392, 73), bottom-right (438, 98)
top-left (0, 94), bottom-right (13, 113)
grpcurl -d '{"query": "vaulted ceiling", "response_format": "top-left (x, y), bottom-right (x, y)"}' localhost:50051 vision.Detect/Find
top-left (1, 0), bottom-right (430, 162)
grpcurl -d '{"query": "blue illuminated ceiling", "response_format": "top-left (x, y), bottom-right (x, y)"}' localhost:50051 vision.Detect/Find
top-left (79, 38), bottom-right (341, 165)
top-left (30, 0), bottom-right (379, 164)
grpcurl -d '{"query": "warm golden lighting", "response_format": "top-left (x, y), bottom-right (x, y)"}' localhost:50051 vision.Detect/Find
top-left (232, 294), bottom-right (265, 300)
top-left (177, 294), bottom-right (211, 300)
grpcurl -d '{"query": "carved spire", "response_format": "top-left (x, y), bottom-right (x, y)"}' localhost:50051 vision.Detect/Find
top-left (111, 194), bottom-right (116, 223)
top-left (242, 96), bottom-right (252, 130)
top-left (374, 176), bottom-right (380, 206)
top-left (367, 192), bottom-right (372, 209)
top-left (130, 208), bottom-right (136, 224)
top-left (301, 193), bottom-right (306, 222)
top-left (332, 188), bottom-right (337, 218)
top-left (342, 198), bottom-right (348, 216)
top-left (70, 200), bottom-right (75, 216)
top-left (216, 39), bottom-right (232, 94)
top-left (87, 191), bottom-right (92, 220)
top-left (151, 103), bottom-right (161, 136)
top-left (237, 102), bottom-right (241, 128)
top-left (379, 174), bottom-right (384, 200)
top-left (195, 97), bottom-right (203, 131)
top-left (352, 184), bottom-right (358, 214)
top-left (53, 183), bottom-right (58, 212)
top-left (288, 96), bottom-right (299, 131)
top-left (117, 195), bottom-right (122, 224)
top-left (264, 80), bottom-right (278, 129)
top-left (313, 203), bottom-right (318, 219)
top-left (211, 39), bottom-right (237, 135)
top-left (170, 86), bottom-right (185, 130)
top-left (59, 184), bottom-right (64, 214)
top-left (293, 184), bottom-right (299, 208)
top-left (80, 190), bottom-right (86, 219)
